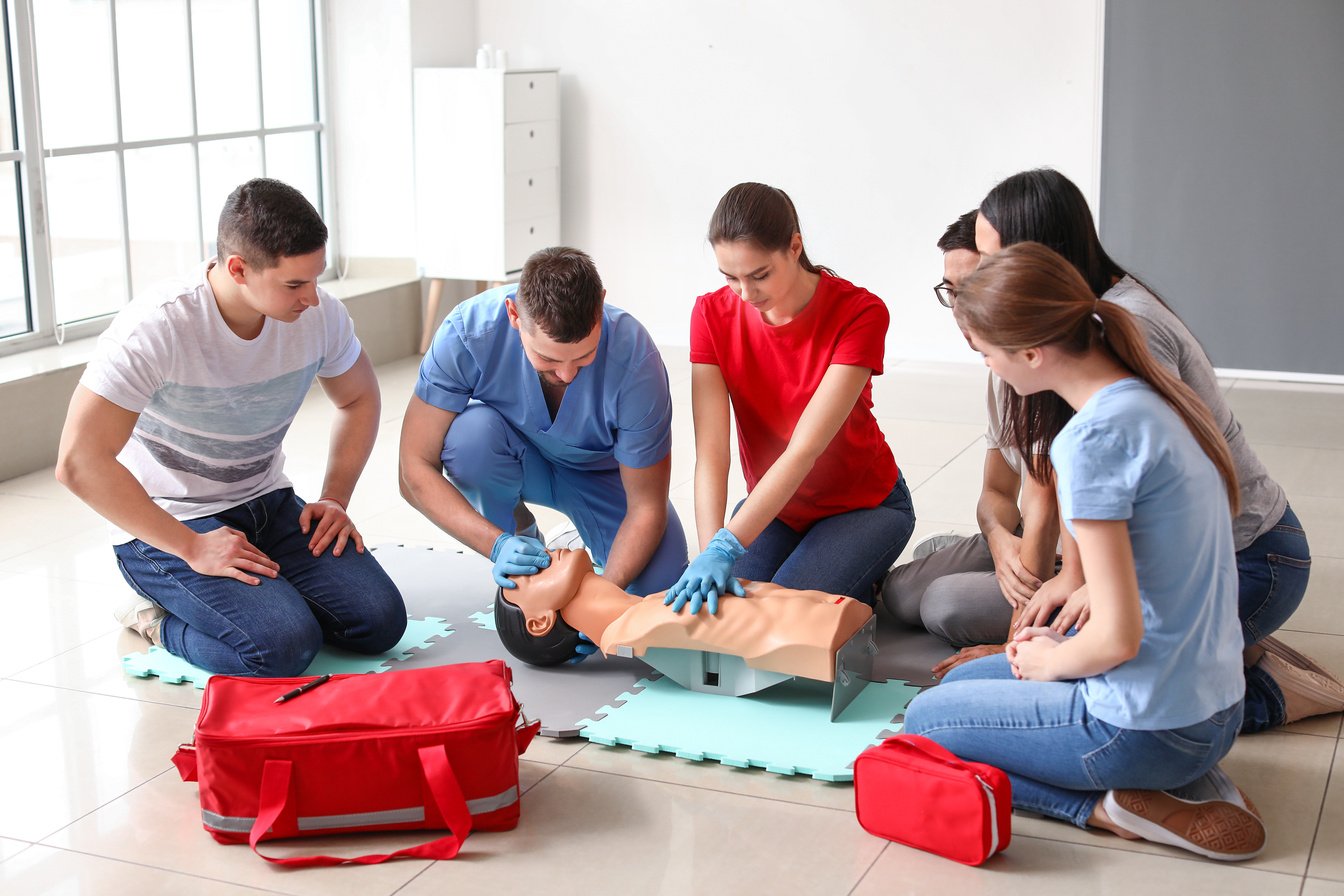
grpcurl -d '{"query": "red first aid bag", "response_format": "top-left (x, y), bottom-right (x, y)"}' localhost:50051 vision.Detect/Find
top-left (853, 734), bottom-right (1011, 865)
top-left (172, 660), bottom-right (540, 867)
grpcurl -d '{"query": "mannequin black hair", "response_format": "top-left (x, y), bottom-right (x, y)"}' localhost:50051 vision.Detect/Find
top-left (493, 587), bottom-right (583, 667)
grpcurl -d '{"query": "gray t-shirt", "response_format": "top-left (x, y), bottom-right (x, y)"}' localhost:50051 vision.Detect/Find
top-left (1103, 276), bottom-right (1286, 549)
top-left (984, 373), bottom-right (1023, 477)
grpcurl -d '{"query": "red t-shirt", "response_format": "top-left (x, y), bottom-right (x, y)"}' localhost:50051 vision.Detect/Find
top-left (689, 272), bottom-right (899, 531)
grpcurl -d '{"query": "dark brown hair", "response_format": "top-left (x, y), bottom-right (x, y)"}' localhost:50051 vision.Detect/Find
top-left (516, 247), bottom-right (604, 343)
top-left (216, 178), bottom-right (327, 270)
top-left (707, 182), bottom-right (832, 275)
top-left (937, 209), bottom-right (979, 254)
top-left (956, 243), bottom-right (1238, 513)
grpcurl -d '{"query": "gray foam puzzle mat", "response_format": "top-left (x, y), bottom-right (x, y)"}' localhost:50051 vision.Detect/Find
top-left (121, 543), bottom-right (957, 750)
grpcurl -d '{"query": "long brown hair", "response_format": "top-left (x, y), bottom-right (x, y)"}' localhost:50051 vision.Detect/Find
top-left (707, 182), bottom-right (833, 275)
top-left (956, 243), bottom-right (1239, 513)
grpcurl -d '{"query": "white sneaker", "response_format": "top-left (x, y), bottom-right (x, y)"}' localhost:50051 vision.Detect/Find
top-left (545, 522), bottom-right (586, 552)
top-left (114, 595), bottom-right (166, 645)
top-left (912, 532), bottom-right (963, 560)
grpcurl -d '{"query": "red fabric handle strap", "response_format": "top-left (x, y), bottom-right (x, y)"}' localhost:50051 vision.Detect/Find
top-left (248, 744), bottom-right (474, 867)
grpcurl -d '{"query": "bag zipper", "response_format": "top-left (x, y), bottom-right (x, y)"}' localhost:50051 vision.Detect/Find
top-left (194, 704), bottom-right (521, 749)
top-left (975, 774), bottom-right (999, 855)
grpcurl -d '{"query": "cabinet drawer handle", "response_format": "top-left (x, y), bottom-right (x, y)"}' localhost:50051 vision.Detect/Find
top-left (529, 226), bottom-right (535, 235)
top-left (529, 129), bottom-right (534, 138)
top-left (528, 178), bottom-right (533, 187)
top-left (529, 80), bottom-right (534, 89)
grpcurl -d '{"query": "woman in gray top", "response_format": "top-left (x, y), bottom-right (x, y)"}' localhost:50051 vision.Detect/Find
top-left (967, 167), bottom-right (1336, 733)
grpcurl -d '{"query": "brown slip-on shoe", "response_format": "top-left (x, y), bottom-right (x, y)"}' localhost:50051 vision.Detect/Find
top-left (1103, 789), bottom-right (1266, 861)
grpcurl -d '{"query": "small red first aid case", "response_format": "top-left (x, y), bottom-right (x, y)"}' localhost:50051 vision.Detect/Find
top-left (853, 734), bottom-right (1011, 865)
top-left (172, 660), bottom-right (539, 867)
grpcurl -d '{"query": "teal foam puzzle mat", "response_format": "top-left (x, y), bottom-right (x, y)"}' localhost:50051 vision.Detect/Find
top-left (577, 674), bottom-right (920, 782)
top-left (121, 616), bottom-right (453, 688)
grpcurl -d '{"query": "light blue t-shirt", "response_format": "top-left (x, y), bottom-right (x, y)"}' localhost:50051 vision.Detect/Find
top-left (1051, 378), bottom-right (1243, 730)
top-left (415, 285), bottom-right (672, 472)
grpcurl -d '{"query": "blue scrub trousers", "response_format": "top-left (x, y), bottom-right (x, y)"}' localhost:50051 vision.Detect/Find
top-left (441, 403), bottom-right (688, 593)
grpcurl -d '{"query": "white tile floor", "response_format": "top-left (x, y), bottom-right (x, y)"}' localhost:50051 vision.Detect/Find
top-left (2, 351), bottom-right (1342, 895)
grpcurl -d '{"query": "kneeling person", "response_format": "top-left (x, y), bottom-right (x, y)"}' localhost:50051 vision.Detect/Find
top-left (400, 247), bottom-right (687, 603)
top-left (57, 178), bottom-right (407, 676)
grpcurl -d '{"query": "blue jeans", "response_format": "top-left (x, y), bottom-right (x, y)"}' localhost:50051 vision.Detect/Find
top-left (441, 403), bottom-right (689, 593)
top-left (1239, 503), bottom-right (1312, 732)
top-left (731, 476), bottom-right (915, 603)
top-left (113, 488), bottom-right (407, 676)
top-left (904, 654), bottom-right (1243, 827)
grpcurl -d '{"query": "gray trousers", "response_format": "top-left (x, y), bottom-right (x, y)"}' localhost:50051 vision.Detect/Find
top-left (880, 533), bottom-right (1014, 648)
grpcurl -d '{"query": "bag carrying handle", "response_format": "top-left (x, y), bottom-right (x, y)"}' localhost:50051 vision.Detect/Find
top-left (248, 744), bottom-right (474, 866)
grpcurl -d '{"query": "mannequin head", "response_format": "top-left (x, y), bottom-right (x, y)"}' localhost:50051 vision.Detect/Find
top-left (493, 549), bottom-right (593, 667)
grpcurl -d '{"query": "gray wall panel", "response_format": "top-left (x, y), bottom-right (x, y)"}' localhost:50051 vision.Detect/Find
top-left (1100, 0), bottom-right (1344, 376)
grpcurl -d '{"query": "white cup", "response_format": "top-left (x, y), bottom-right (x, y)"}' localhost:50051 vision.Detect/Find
top-left (494, 48), bottom-right (508, 70)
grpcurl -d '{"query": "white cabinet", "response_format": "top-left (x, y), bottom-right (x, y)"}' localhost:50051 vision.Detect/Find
top-left (413, 68), bottom-right (560, 283)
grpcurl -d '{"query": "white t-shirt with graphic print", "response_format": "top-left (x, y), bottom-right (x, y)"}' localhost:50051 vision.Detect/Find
top-left (79, 261), bottom-right (361, 543)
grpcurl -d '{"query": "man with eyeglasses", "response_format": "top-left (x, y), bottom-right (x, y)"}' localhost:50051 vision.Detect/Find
top-left (880, 210), bottom-right (1062, 676)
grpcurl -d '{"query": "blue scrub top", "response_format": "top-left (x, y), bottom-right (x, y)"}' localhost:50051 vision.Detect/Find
top-left (415, 285), bottom-right (672, 472)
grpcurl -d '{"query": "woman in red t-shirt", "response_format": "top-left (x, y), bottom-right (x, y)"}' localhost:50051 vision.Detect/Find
top-left (664, 182), bottom-right (915, 615)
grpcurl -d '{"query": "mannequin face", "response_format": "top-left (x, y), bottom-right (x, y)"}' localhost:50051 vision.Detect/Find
top-left (506, 549), bottom-right (593, 636)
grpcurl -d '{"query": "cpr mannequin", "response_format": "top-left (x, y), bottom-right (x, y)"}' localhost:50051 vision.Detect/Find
top-left (494, 549), bottom-right (872, 682)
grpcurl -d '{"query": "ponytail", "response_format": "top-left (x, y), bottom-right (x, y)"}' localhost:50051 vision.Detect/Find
top-left (957, 243), bottom-right (1239, 513)
top-left (1093, 302), bottom-right (1240, 515)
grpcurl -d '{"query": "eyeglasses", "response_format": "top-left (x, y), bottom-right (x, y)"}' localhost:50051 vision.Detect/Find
top-left (933, 282), bottom-right (956, 308)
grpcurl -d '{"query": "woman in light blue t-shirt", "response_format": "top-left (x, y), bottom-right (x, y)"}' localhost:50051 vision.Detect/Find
top-left (904, 243), bottom-right (1264, 862)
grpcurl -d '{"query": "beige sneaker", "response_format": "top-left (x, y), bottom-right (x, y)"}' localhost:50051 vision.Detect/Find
top-left (1257, 649), bottom-right (1344, 723)
top-left (114, 596), bottom-right (166, 646)
top-left (1103, 788), bottom-right (1266, 861)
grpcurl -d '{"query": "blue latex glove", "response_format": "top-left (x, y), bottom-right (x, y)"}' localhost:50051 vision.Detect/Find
top-left (566, 631), bottom-right (599, 665)
top-left (490, 533), bottom-right (550, 589)
top-left (663, 528), bottom-right (747, 615)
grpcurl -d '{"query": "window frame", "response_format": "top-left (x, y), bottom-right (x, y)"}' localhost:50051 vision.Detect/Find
top-left (0, 0), bottom-right (333, 358)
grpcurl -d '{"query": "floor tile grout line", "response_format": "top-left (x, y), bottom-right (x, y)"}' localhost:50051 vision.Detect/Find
top-left (547, 755), bottom-right (859, 814)
top-left (845, 841), bottom-right (889, 895)
top-left (35, 767), bottom-right (177, 852)
top-left (1303, 737), bottom-right (1340, 882)
top-left (18, 842), bottom-right (296, 895)
top-left (2, 675), bottom-right (203, 714)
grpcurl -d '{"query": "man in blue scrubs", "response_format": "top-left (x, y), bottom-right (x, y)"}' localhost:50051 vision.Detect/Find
top-left (399, 247), bottom-right (687, 599)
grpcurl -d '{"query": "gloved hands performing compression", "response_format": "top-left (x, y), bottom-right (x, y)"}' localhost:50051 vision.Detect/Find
top-left (490, 532), bottom-right (550, 589)
top-left (663, 527), bottom-right (746, 615)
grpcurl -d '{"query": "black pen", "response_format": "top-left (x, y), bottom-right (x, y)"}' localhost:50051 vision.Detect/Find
top-left (274, 674), bottom-right (332, 704)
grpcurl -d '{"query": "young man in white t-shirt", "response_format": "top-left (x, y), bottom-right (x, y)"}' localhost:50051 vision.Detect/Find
top-left (56, 178), bottom-right (406, 676)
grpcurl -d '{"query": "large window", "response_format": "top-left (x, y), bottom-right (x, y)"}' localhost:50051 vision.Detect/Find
top-left (0, 0), bottom-right (326, 353)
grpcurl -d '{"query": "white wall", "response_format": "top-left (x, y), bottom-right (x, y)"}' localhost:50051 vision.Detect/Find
top-left (324, 0), bottom-right (476, 265)
top-left (476, 0), bottom-right (1103, 362)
